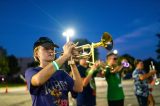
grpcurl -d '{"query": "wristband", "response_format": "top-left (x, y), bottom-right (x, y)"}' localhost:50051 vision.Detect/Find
top-left (52, 61), bottom-right (59, 70)
top-left (88, 70), bottom-right (94, 75)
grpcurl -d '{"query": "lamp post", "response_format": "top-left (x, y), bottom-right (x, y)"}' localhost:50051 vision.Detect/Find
top-left (113, 49), bottom-right (118, 54)
top-left (62, 28), bottom-right (75, 65)
top-left (62, 28), bottom-right (75, 43)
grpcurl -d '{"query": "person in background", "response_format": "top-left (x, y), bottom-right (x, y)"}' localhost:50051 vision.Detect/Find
top-left (76, 56), bottom-right (101, 106)
top-left (104, 52), bottom-right (125, 106)
top-left (132, 59), bottom-right (156, 106)
top-left (148, 76), bottom-right (155, 106)
top-left (25, 37), bottom-right (83, 106)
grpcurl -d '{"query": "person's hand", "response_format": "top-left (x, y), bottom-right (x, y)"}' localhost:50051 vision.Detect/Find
top-left (110, 65), bottom-right (123, 73)
top-left (150, 70), bottom-right (156, 75)
top-left (99, 61), bottom-right (106, 69)
top-left (87, 61), bottom-right (100, 75)
top-left (71, 47), bottom-right (80, 61)
top-left (90, 60), bottom-right (101, 71)
top-left (63, 42), bottom-right (76, 59)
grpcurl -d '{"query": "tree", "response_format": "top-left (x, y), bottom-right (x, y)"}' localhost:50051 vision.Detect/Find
top-left (0, 46), bottom-right (9, 75)
top-left (7, 55), bottom-right (20, 76)
top-left (143, 58), bottom-right (159, 74)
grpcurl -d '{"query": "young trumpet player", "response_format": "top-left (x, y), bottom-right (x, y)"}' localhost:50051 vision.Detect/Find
top-left (25, 37), bottom-right (83, 106)
top-left (132, 59), bottom-right (156, 106)
top-left (104, 52), bottom-right (125, 106)
top-left (76, 56), bottom-right (101, 106)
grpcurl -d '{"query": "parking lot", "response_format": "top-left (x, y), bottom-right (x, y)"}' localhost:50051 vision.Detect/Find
top-left (0, 78), bottom-right (160, 106)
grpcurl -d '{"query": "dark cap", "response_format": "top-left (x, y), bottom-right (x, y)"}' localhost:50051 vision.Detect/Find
top-left (33, 37), bottom-right (59, 50)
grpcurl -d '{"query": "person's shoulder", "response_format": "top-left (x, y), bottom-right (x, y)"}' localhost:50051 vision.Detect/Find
top-left (133, 69), bottom-right (138, 73)
top-left (77, 65), bottom-right (83, 69)
top-left (133, 69), bottom-right (144, 76)
top-left (25, 67), bottom-right (41, 75)
top-left (132, 69), bottom-right (139, 76)
top-left (26, 67), bottom-right (41, 72)
top-left (25, 67), bottom-right (34, 73)
top-left (77, 65), bottom-right (87, 72)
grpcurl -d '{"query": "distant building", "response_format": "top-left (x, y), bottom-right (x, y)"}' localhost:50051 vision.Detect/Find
top-left (17, 57), bottom-right (34, 75)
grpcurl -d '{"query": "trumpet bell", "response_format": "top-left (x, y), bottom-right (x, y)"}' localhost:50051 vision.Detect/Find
top-left (105, 40), bottom-right (113, 51)
top-left (101, 32), bottom-right (112, 42)
top-left (101, 32), bottom-right (113, 51)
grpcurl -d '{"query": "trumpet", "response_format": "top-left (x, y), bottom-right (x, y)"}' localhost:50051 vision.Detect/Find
top-left (149, 61), bottom-right (159, 85)
top-left (56, 32), bottom-right (113, 64)
top-left (86, 60), bottom-right (107, 90)
top-left (75, 32), bottom-right (113, 63)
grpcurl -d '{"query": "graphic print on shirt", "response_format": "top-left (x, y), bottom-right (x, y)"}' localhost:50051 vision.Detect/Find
top-left (44, 80), bottom-right (69, 106)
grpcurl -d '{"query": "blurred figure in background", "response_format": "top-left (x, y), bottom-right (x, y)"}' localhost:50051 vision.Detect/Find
top-left (148, 77), bottom-right (155, 106)
top-left (104, 52), bottom-right (125, 106)
top-left (132, 59), bottom-right (156, 106)
top-left (76, 56), bottom-right (101, 106)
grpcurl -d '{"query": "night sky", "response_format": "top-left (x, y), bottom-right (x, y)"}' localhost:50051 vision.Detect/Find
top-left (0, 0), bottom-right (160, 61)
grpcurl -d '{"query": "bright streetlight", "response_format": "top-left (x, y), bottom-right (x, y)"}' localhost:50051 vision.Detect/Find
top-left (113, 49), bottom-right (118, 54)
top-left (62, 28), bottom-right (75, 42)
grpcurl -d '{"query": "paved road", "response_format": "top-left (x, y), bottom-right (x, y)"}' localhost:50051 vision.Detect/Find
top-left (0, 78), bottom-right (160, 106)
top-left (96, 78), bottom-right (160, 106)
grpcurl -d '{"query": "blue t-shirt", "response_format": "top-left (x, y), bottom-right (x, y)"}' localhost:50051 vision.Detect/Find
top-left (132, 69), bottom-right (149, 97)
top-left (25, 67), bottom-right (74, 106)
top-left (76, 65), bottom-right (96, 106)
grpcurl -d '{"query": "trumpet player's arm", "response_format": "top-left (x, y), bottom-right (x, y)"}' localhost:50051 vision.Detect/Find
top-left (70, 64), bottom-right (83, 92)
top-left (139, 70), bottom-right (156, 81)
top-left (82, 69), bottom-right (95, 87)
top-left (110, 65), bottom-right (123, 73)
top-left (82, 62), bottom-right (100, 87)
top-left (31, 54), bottom-right (69, 86)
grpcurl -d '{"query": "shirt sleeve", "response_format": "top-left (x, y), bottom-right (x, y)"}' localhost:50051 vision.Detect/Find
top-left (25, 68), bottom-right (41, 95)
top-left (132, 70), bottom-right (140, 80)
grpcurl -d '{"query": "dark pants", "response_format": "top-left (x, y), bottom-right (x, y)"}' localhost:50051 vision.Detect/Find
top-left (136, 95), bottom-right (148, 106)
top-left (108, 99), bottom-right (124, 106)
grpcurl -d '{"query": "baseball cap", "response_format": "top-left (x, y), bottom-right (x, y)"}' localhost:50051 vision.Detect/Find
top-left (33, 37), bottom-right (59, 50)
